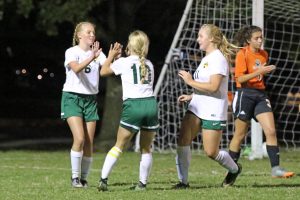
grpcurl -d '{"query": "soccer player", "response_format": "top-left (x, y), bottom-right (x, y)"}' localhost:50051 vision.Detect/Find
top-left (61, 21), bottom-right (106, 188)
top-left (174, 24), bottom-right (241, 189)
top-left (229, 25), bottom-right (295, 178)
top-left (98, 30), bottom-right (159, 191)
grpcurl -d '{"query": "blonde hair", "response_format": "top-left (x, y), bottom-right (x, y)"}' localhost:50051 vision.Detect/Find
top-left (72, 22), bottom-right (95, 46)
top-left (201, 24), bottom-right (238, 63)
top-left (126, 30), bottom-right (150, 83)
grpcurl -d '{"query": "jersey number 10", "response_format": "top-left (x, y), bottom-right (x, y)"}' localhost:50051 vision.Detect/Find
top-left (131, 64), bottom-right (151, 84)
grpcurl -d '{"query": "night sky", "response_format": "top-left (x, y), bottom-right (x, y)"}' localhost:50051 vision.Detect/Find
top-left (0, 0), bottom-right (186, 148)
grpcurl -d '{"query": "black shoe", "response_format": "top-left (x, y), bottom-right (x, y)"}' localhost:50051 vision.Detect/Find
top-left (221, 163), bottom-right (242, 187)
top-left (172, 182), bottom-right (190, 189)
top-left (98, 178), bottom-right (108, 191)
top-left (130, 181), bottom-right (146, 191)
top-left (80, 179), bottom-right (88, 188)
top-left (71, 177), bottom-right (83, 188)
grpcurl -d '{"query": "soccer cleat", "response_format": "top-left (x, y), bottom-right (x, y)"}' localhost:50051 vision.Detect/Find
top-left (172, 182), bottom-right (190, 189)
top-left (221, 163), bottom-right (242, 187)
top-left (98, 178), bottom-right (108, 191)
top-left (71, 177), bottom-right (83, 188)
top-left (130, 181), bottom-right (147, 191)
top-left (271, 166), bottom-right (295, 178)
top-left (80, 179), bottom-right (88, 188)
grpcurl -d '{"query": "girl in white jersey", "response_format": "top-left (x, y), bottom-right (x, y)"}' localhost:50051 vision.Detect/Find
top-left (98, 30), bottom-right (159, 191)
top-left (174, 24), bottom-right (241, 188)
top-left (61, 22), bottom-right (106, 188)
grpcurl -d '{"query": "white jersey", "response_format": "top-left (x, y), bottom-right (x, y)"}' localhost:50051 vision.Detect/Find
top-left (63, 45), bottom-right (106, 94)
top-left (111, 55), bottom-right (154, 100)
top-left (188, 49), bottom-right (229, 120)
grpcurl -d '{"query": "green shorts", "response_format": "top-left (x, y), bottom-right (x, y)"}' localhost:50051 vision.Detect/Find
top-left (61, 92), bottom-right (99, 122)
top-left (201, 119), bottom-right (227, 130)
top-left (120, 97), bottom-right (159, 134)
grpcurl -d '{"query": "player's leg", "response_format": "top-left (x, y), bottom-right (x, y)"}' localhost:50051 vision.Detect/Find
top-left (80, 95), bottom-right (99, 187)
top-left (229, 89), bottom-right (254, 163)
top-left (131, 97), bottom-right (158, 190)
top-left (134, 130), bottom-right (156, 190)
top-left (98, 126), bottom-right (133, 191)
top-left (174, 113), bottom-right (200, 188)
top-left (229, 118), bottom-right (249, 162)
top-left (62, 92), bottom-right (86, 187)
top-left (202, 128), bottom-right (238, 173)
top-left (256, 112), bottom-right (294, 178)
top-left (201, 120), bottom-right (241, 187)
top-left (80, 121), bottom-right (96, 187)
top-left (67, 116), bottom-right (85, 188)
top-left (99, 99), bottom-right (140, 191)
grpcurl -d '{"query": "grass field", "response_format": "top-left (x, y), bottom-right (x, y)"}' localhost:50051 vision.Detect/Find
top-left (1, 150), bottom-right (300, 200)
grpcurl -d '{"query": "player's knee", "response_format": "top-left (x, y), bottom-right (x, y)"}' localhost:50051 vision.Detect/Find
top-left (233, 131), bottom-right (247, 141)
top-left (74, 136), bottom-right (85, 146)
top-left (264, 127), bottom-right (276, 136)
top-left (178, 132), bottom-right (192, 146)
top-left (204, 149), bottom-right (218, 159)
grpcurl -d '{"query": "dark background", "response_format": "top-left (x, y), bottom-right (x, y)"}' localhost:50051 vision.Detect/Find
top-left (0, 0), bottom-right (186, 150)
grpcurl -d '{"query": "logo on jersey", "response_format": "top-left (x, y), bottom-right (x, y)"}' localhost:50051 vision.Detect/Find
top-left (253, 59), bottom-right (262, 81)
top-left (203, 62), bottom-right (208, 68)
top-left (254, 59), bottom-right (261, 68)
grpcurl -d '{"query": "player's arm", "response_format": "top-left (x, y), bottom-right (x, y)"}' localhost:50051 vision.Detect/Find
top-left (68, 41), bottom-right (101, 73)
top-left (178, 70), bottom-right (223, 93)
top-left (100, 42), bottom-right (122, 77)
top-left (235, 50), bottom-right (275, 84)
top-left (236, 64), bottom-right (275, 84)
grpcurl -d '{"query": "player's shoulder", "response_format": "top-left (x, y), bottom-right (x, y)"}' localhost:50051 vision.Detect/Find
top-left (260, 49), bottom-right (268, 58)
top-left (145, 58), bottom-right (154, 67)
top-left (209, 49), bottom-right (226, 62)
top-left (237, 47), bottom-right (247, 56)
top-left (65, 46), bottom-right (79, 54)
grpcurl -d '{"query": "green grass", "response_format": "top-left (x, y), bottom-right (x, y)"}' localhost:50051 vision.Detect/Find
top-left (1, 150), bottom-right (299, 200)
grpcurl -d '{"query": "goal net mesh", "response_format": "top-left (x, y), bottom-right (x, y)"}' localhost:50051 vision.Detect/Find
top-left (154, 0), bottom-right (300, 152)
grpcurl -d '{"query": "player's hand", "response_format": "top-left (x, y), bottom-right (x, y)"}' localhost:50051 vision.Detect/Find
top-left (259, 63), bottom-right (276, 74)
top-left (91, 41), bottom-right (102, 58)
top-left (178, 94), bottom-right (192, 104)
top-left (178, 70), bottom-right (193, 85)
top-left (108, 42), bottom-right (122, 59)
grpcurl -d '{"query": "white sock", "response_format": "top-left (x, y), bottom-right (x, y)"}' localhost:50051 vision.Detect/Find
top-left (81, 156), bottom-right (93, 181)
top-left (214, 150), bottom-right (238, 173)
top-left (101, 146), bottom-right (122, 179)
top-left (139, 153), bottom-right (153, 185)
top-left (176, 146), bottom-right (191, 184)
top-left (70, 150), bottom-right (83, 179)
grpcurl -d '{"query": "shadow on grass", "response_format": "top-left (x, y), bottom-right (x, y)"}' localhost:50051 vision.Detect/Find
top-left (252, 183), bottom-right (300, 188)
top-left (85, 181), bottom-right (300, 192)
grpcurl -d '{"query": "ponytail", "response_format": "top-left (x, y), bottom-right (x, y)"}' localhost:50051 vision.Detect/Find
top-left (126, 30), bottom-right (150, 84)
top-left (202, 24), bottom-right (239, 64)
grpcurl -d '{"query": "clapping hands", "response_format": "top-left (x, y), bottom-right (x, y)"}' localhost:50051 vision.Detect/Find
top-left (91, 41), bottom-right (102, 58)
top-left (109, 42), bottom-right (123, 59)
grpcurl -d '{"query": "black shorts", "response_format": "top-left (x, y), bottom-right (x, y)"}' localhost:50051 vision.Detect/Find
top-left (232, 88), bottom-right (272, 122)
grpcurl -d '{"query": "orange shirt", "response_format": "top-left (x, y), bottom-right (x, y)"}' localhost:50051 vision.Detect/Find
top-left (235, 45), bottom-right (268, 89)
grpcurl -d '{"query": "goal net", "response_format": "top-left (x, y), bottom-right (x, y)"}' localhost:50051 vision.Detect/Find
top-left (154, 0), bottom-right (300, 152)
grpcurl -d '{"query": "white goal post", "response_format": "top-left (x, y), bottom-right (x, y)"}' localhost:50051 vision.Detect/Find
top-left (249, 0), bottom-right (264, 160)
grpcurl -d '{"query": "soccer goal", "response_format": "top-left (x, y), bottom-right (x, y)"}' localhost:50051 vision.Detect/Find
top-left (153, 0), bottom-right (300, 153)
